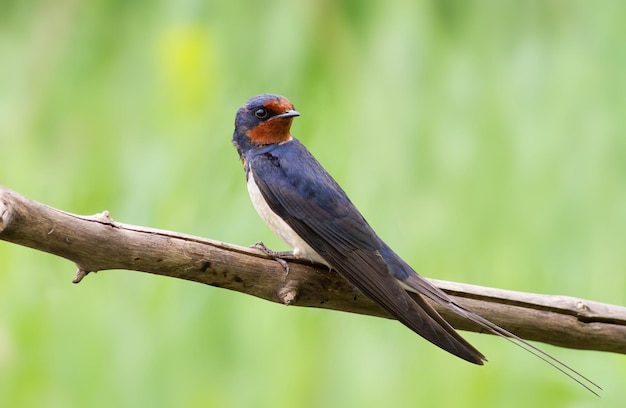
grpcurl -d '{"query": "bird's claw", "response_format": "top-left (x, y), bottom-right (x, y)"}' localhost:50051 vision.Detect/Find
top-left (252, 241), bottom-right (291, 274)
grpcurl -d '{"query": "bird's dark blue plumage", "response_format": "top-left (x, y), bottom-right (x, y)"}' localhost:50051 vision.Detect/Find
top-left (232, 94), bottom-right (599, 393)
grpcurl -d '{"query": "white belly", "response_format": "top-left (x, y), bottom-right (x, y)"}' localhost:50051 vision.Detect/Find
top-left (247, 172), bottom-right (329, 266)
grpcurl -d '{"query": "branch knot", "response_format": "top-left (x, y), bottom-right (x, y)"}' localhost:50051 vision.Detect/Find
top-left (278, 281), bottom-right (299, 305)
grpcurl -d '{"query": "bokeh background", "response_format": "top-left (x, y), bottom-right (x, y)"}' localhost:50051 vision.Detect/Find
top-left (1, 1), bottom-right (625, 407)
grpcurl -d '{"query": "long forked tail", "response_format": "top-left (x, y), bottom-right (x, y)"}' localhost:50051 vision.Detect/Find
top-left (401, 275), bottom-right (602, 396)
top-left (451, 299), bottom-right (601, 396)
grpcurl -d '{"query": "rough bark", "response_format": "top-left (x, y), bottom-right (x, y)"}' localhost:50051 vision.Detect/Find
top-left (1, 184), bottom-right (625, 354)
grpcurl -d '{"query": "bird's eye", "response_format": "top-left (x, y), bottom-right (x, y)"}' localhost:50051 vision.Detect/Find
top-left (254, 108), bottom-right (268, 119)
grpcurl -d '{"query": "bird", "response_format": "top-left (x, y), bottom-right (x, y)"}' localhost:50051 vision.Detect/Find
top-left (232, 93), bottom-right (599, 394)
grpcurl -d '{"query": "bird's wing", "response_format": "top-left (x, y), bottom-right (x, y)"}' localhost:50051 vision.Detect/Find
top-left (249, 143), bottom-right (485, 364)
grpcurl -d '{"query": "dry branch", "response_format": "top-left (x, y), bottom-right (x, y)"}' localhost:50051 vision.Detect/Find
top-left (1, 184), bottom-right (625, 354)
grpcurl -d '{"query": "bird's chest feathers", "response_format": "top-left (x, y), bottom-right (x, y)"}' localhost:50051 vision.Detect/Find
top-left (246, 171), bottom-right (327, 265)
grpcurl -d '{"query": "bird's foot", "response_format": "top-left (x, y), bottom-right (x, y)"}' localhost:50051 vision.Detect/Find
top-left (252, 241), bottom-right (291, 274)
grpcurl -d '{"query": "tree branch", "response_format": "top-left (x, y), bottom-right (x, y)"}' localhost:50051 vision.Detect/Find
top-left (1, 184), bottom-right (625, 354)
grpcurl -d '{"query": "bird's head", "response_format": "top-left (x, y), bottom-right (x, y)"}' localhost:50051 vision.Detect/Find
top-left (233, 94), bottom-right (300, 155)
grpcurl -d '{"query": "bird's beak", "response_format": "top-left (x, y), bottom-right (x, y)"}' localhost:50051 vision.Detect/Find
top-left (274, 109), bottom-right (300, 119)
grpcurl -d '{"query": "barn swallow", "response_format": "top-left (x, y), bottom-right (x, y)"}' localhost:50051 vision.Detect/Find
top-left (232, 94), bottom-right (599, 393)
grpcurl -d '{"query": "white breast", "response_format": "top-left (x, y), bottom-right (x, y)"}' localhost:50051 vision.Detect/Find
top-left (247, 171), bottom-right (329, 266)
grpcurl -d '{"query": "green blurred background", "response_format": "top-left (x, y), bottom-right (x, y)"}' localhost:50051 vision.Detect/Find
top-left (1, 0), bottom-right (625, 406)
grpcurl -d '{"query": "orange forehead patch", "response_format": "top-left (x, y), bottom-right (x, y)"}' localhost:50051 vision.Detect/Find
top-left (263, 98), bottom-right (294, 114)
